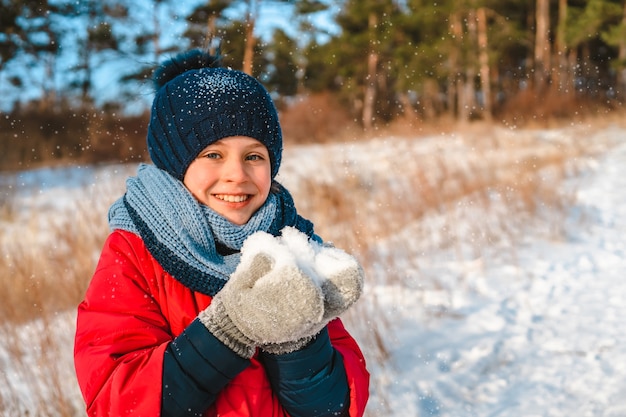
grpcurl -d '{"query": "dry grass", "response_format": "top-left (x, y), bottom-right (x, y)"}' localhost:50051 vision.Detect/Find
top-left (0, 167), bottom-right (126, 416)
top-left (0, 202), bottom-right (110, 415)
top-left (0, 201), bottom-right (109, 325)
top-left (0, 107), bottom-right (149, 172)
top-left (280, 93), bottom-right (361, 145)
top-left (287, 124), bottom-right (600, 251)
top-left (0, 118), bottom-right (619, 416)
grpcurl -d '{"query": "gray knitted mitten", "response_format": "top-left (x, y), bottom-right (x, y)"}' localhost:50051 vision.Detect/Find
top-left (316, 242), bottom-right (364, 320)
top-left (199, 238), bottom-right (326, 358)
top-left (261, 228), bottom-right (365, 355)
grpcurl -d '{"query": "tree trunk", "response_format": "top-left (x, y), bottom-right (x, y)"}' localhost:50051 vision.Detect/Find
top-left (398, 92), bottom-right (420, 121)
top-left (476, 7), bottom-right (492, 121)
top-left (81, 42), bottom-right (92, 107)
top-left (152, 2), bottom-right (162, 63)
top-left (242, 0), bottom-right (258, 75)
top-left (40, 53), bottom-right (56, 112)
top-left (448, 12), bottom-right (462, 120)
top-left (534, 0), bottom-right (551, 92)
top-left (553, 0), bottom-right (568, 94)
top-left (461, 8), bottom-right (478, 122)
top-left (618, 2), bottom-right (626, 101)
top-left (569, 48), bottom-right (579, 94)
top-left (362, 11), bottom-right (378, 130)
top-left (205, 15), bottom-right (218, 54)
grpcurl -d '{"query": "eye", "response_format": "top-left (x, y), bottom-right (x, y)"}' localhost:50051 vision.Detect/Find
top-left (245, 153), bottom-right (265, 161)
top-left (202, 152), bottom-right (221, 160)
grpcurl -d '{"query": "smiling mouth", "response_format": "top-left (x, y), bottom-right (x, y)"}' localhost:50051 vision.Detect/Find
top-left (214, 194), bottom-right (250, 203)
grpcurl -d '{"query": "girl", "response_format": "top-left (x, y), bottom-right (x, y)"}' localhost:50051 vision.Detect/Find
top-left (73, 50), bottom-right (370, 417)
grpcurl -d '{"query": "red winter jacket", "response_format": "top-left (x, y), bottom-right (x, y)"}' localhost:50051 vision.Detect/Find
top-left (74, 230), bottom-right (370, 416)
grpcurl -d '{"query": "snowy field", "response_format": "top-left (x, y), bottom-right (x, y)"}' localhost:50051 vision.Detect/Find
top-left (363, 136), bottom-right (626, 416)
top-left (1, 122), bottom-right (625, 416)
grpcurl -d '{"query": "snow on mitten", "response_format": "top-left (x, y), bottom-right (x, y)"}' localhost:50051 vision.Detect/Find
top-left (199, 231), bottom-right (325, 358)
top-left (260, 228), bottom-right (364, 355)
top-left (279, 226), bottom-right (364, 320)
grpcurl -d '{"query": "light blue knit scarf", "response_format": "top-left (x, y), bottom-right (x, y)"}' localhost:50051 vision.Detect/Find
top-left (108, 163), bottom-right (317, 296)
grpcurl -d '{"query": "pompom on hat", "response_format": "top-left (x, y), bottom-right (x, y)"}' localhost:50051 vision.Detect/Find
top-left (147, 50), bottom-right (283, 180)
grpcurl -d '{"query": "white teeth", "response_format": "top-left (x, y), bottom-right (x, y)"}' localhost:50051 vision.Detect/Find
top-left (215, 194), bottom-right (248, 203)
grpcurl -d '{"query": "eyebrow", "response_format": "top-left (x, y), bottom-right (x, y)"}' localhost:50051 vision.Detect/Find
top-left (205, 140), bottom-right (267, 152)
top-left (246, 144), bottom-right (268, 152)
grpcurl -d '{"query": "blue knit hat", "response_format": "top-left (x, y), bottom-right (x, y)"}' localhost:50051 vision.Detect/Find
top-left (147, 50), bottom-right (283, 180)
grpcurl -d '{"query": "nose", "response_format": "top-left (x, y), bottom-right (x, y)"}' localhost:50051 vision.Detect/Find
top-left (222, 157), bottom-right (248, 182)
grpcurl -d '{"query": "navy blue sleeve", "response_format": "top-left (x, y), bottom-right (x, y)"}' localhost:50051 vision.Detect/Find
top-left (260, 328), bottom-right (350, 417)
top-left (161, 318), bottom-right (250, 417)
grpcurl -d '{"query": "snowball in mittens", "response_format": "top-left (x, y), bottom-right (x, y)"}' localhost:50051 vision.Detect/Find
top-left (237, 231), bottom-right (296, 284)
top-left (278, 227), bottom-right (322, 285)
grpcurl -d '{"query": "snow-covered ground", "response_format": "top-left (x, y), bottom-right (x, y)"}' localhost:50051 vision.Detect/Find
top-left (0, 123), bottom-right (625, 416)
top-left (365, 137), bottom-right (626, 416)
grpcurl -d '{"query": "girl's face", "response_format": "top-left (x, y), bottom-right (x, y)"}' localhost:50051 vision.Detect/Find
top-left (183, 136), bottom-right (272, 225)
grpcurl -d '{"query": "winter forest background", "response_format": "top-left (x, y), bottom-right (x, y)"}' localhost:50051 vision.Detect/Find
top-left (2, 0), bottom-right (626, 416)
top-left (3, 0), bottom-right (626, 168)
